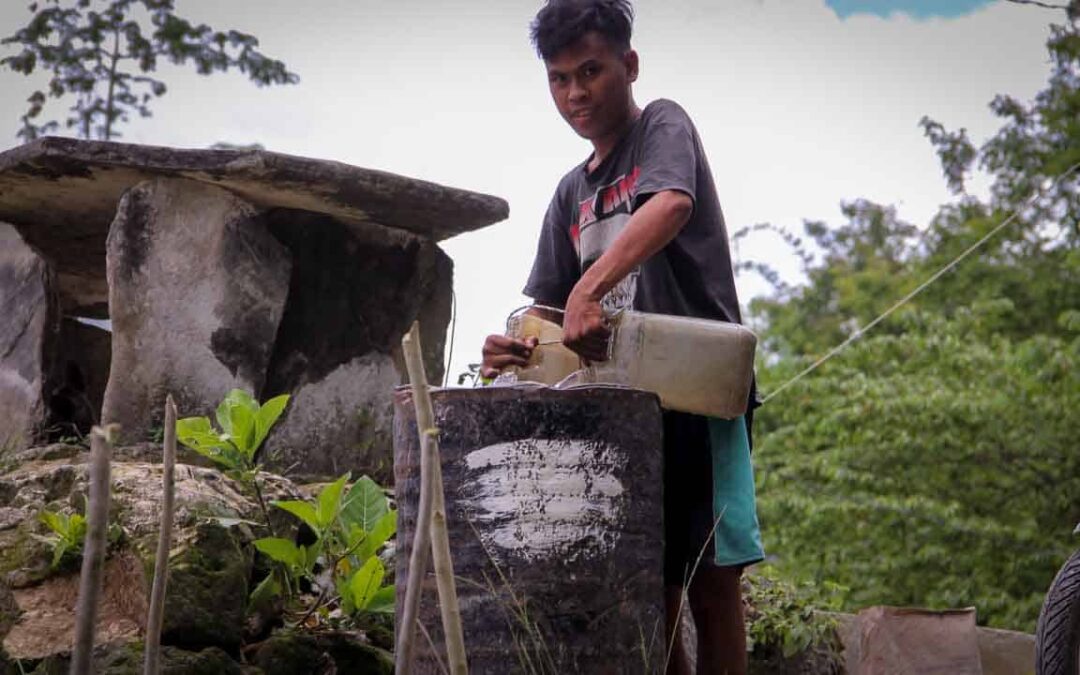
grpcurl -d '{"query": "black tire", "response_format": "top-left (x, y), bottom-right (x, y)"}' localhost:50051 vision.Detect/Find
top-left (1037, 548), bottom-right (1080, 675)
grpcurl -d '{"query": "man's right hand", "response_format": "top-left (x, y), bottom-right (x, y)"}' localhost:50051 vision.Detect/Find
top-left (480, 334), bottom-right (539, 380)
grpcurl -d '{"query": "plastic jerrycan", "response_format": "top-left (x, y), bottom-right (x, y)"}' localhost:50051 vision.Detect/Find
top-left (504, 309), bottom-right (582, 386)
top-left (504, 305), bottom-right (758, 419)
top-left (575, 309), bottom-right (757, 419)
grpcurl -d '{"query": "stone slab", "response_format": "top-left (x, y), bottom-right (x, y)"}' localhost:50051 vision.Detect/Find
top-left (0, 137), bottom-right (508, 316)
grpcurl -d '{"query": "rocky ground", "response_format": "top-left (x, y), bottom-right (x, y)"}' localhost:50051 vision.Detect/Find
top-left (0, 443), bottom-right (392, 675)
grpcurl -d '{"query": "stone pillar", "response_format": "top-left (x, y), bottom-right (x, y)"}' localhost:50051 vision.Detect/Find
top-left (260, 209), bottom-right (452, 482)
top-left (0, 223), bottom-right (59, 450)
top-left (102, 178), bottom-right (291, 441)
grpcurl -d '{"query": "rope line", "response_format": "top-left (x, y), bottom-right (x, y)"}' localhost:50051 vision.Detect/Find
top-left (761, 161), bottom-right (1080, 405)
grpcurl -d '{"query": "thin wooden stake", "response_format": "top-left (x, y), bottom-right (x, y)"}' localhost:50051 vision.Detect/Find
top-left (396, 323), bottom-right (437, 675)
top-left (396, 322), bottom-right (468, 675)
top-left (427, 431), bottom-right (468, 675)
top-left (71, 423), bottom-right (118, 675)
top-left (144, 396), bottom-right (177, 675)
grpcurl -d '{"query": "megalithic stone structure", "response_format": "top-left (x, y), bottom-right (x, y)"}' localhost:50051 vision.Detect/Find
top-left (0, 138), bottom-right (508, 478)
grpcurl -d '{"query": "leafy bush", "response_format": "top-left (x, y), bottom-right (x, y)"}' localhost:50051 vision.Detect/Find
top-left (36, 509), bottom-right (87, 569)
top-left (176, 389), bottom-right (289, 479)
top-left (253, 473), bottom-right (397, 619)
top-left (745, 568), bottom-right (844, 668)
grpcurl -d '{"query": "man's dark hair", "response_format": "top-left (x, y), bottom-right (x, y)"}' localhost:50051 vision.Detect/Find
top-left (530, 0), bottom-right (634, 61)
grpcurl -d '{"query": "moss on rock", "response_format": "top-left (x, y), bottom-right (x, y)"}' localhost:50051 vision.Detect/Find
top-left (160, 522), bottom-right (253, 652)
top-left (252, 631), bottom-right (392, 675)
top-left (20, 643), bottom-right (246, 675)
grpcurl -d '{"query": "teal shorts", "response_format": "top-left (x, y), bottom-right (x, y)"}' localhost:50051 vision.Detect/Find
top-left (663, 412), bottom-right (764, 585)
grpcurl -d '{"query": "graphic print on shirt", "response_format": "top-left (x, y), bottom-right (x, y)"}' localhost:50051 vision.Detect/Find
top-left (575, 167), bottom-right (640, 314)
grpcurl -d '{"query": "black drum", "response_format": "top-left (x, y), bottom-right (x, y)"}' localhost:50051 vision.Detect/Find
top-left (393, 384), bottom-right (664, 674)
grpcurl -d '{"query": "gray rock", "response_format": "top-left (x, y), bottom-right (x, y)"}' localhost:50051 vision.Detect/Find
top-left (260, 210), bottom-right (452, 482)
top-left (102, 178), bottom-right (291, 443)
top-left (0, 224), bottom-right (58, 452)
top-left (16, 643), bottom-right (245, 675)
top-left (0, 137), bottom-right (508, 316)
top-left (252, 631), bottom-right (392, 675)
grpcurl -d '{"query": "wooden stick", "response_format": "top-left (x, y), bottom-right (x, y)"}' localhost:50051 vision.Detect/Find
top-left (428, 443), bottom-right (468, 675)
top-left (397, 322), bottom-right (469, 675)
top-left (396, 323), bottom-right (436, 675)
top-left (71, 423), bottom-right (118, 675)
top-left (144, 396), bottom-right (177, 675)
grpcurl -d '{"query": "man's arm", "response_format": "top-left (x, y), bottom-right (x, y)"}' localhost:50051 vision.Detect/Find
top-left (562, 189), bottom-right (693, 361)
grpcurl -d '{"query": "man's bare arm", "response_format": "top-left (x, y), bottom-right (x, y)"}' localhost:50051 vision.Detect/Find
top-left (563, 189), bottom-right (693, 361)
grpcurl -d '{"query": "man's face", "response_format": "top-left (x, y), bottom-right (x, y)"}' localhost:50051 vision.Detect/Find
top-left (545, 32), bottom-right (639, 142)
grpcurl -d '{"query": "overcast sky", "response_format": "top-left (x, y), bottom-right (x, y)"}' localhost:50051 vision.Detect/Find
top-left (0, 0), bottom-right (1061, 381)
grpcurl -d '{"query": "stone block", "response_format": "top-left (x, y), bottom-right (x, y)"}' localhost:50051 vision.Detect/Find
top-left (0, 224), bottom-right (59, 451)
top-left (260, 209), bottom-right (452, 482)
top-left (102, 178), bottom-right (291, 441)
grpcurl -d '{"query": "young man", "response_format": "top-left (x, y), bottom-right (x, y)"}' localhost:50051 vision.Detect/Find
top-left (481, 1), bottom-right (764, 673)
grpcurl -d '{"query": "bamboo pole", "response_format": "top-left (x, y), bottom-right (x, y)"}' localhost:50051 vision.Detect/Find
top-left (144, 396), bottom-right (177, 675)
top-left (71, 424), bottom-right (118, 675)
top-left (396, 323), bottom-right (437, 675)
top-left (396, 322), bottom-right (468, 675)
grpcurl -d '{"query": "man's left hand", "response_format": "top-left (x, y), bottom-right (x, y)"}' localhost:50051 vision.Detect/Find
top-left (562, 286), bottom-right (611, 363)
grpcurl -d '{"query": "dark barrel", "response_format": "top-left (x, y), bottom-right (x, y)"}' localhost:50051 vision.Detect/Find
top-left (393, 384), bottom-right (665, 675)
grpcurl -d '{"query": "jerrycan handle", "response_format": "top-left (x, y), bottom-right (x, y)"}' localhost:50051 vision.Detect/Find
top-left (504, 303), bottom-right (568, 346)
top-left (504, 303), bottom-right (625, 352)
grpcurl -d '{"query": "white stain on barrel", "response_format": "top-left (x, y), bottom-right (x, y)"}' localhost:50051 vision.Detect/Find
top-left (462, 437), bottom-right (627, 563)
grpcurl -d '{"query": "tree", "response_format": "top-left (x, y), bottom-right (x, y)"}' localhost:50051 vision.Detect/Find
top-left (1, 0), bottom-right (299, 142)
top-left (755, 309), bottom-right (1079, 630)
top-left (750, 5), bottom-right (1080, 631)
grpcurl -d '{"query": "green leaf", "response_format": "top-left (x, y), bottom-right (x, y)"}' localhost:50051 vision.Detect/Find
top-left (248, 571), bottom-right (281, 608)
top-left (176, 416), bottom-right (243, 469)
top-left (302, 543), bottom-right (320, 572)
top-left (345, 523), bottom-right (367, 550)
top-left (66, 513), bottom-right (86, 546)
top-left (253, 393), bottom-right (289, 451)
top-left (365, 584), bottom-right (396, 614)
top-left (349, 557), bottom-right (385, 610)
top-left (51, 541), bottom-right (67, 568)
top-left (253, 537), bottom-right (302, 567)
top-left (271, 500), bottom-right (320, 534)
top-left (39, 510), bottom-right (65, 535)
top-left (341, 475), bottom-right (389, 533)
top-left (316, 474), bottom-right (350, 531)
top-left (355, 509), bottom-right (396, 562)
top-left (220, 393), bottom-right (257, 459)
top-left (336, 574), bottom-right (356, 615)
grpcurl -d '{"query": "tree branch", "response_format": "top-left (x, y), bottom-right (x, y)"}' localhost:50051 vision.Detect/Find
top-left (1002, 0), bottom-right (1069, 9)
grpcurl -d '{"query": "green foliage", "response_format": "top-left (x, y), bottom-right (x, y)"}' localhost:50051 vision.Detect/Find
top-left (745, 568), bottom-right (844, 663)
top-left (252, 473), bottom-right (397, 620)
top-left (36, 509), bottom-right (86, 568)
top-left (176, 389), bottom-right (289, 477)
top-left (748, 7), bottom-right (1080, 633)
top-left (755, 311), bottom-right (1080, 630)
top-left (1, 0), bottom-right (299, 141)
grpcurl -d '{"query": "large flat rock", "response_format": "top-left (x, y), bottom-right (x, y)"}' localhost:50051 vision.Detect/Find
top-left (0, 137), bottom-right (508, 316)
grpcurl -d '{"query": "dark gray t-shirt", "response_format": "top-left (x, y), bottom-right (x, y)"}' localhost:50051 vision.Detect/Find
top-left (523, 98), bottom-right (742, 325)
